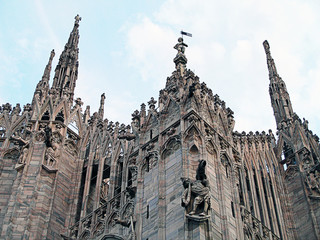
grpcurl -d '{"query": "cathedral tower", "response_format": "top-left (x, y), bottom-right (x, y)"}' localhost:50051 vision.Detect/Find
top-left (264, 40), bottom-right (320, 239)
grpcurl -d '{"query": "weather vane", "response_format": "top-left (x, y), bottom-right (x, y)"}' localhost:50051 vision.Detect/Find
top-left (180, 30), bottom-right (192, 38)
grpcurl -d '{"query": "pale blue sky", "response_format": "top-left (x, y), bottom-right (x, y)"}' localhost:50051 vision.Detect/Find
top-left (1, 0), bottom-right (319, 135)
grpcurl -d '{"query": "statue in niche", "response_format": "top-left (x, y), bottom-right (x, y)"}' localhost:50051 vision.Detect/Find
top-left (11, 136), bottom-right (31, 169)
top-left (181, 160), bottom-right (210, 216)
top-left (115, 203), bottom-right (136, 240)
top-left (43, 126), bottom-right (60, 168)
top-left (306, 169), bottom-right (320, 196)
top-left (101, 178), bottom-right (110, 201)
top-left (19, 147), bottom-right (29, 164)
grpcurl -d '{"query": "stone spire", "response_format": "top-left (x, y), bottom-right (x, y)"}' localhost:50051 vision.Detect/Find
top-left (98, 93), bottom-right (105, 119)
top-left (173, 37), bottom-right (188, 75)
top-left (32, 49), bottom-right (55, 105)
top-left (51, 15), bottom-right (81, 106)
top-left (263, 40), bottom-right (294, 128)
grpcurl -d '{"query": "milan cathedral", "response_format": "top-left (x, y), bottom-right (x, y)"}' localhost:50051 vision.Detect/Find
top-left (0, 16), bottom-right (319, 240)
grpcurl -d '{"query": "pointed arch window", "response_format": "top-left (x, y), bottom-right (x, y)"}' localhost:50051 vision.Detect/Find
top-left (55, 111), bottom-right (64, 122)
top-left (114, 149), bottom-right (124, 196)
top-left (41, 110), bottom-right (50, 121)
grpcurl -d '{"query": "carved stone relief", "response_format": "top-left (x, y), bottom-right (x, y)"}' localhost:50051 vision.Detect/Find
top-left (181, 160), bottom-right (210, 217)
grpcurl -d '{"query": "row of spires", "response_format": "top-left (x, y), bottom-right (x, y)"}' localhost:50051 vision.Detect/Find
top-left (31, 15), bottom-right (295, 135)
top-left (33, 15), bottom-right (81, 108)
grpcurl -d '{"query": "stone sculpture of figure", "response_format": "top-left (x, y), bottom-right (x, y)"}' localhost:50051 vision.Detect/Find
top-left (101, 178), bottom-right (110, 200)
top-left (115, 204), bottom-right (136, 240)
top-left (174, 37), bottom-right (188, 55)
top-left (19, 147), bottom-right (29, 164)
top-left (181, 160), bottom-right (210, 216)
top-left (306, 171), bottom-right (320, 195)
top-left (44, 126), bottom-right (53, 148)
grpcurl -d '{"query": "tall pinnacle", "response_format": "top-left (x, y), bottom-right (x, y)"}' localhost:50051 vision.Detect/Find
top-left (263, 40), bottom-right (278, 79)
top-left (51, 15), bottom-right (81, 106)
top-left (42, 49), bottom-right (55, 82)
top-left (98, 93), bottom-right (105, 119)
top-left (263, 40), bottom-right (294, 127)
top-left (174, 37), bottom-right (188, 75)
top-left (32, 49), bottom-right (55, 105)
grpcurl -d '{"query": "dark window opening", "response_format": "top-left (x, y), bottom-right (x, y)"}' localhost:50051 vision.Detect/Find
top-left (41, 110), bottom-right (50, 121)
top-left (75, 166), bottom-right (87, 222)
top-left (85, 143), bottom-right (90, 159)
top-left (269, 178), bottom-right (283, 239)
top-left (262, 172), bottom-right (273, 232)
top-left (245, 169), bottom-right (254, 216)
top-left (100, 165), bottom-right (110, 203)
top-left (114, 160), bottom-right (123, 196)
top-left (226, 165), bottom-right (229, 178)
top-left (55, 111), bottom-right (64, 122)
top-left (253, 169), bottom-right (264, 225)
top-left (127, 169), bottom-right (133, 187)
top-left (231, 201), bottom-right (235, 218)
top-left (87, 164), bottom-right (99, 214)
top-left (146, 157), bottom-right (150, 172)
top-left (147, 205), bottom-right (149, 219)
top-left (150, 130), bottom-right (153, 140)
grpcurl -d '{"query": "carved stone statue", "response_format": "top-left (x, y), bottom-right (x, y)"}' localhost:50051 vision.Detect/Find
top-left (101, 178), bottom-right (110, 201)
top-left (115, 203), bottom-right (136, 239)
top-left (306, 170), bottom-right (320, 196)
top-left (174, 37), bottom-right (188, 55)
top-left (19, 147), bottom-right (29, 164)
top-left (181, 160), bottom-right (210, 216)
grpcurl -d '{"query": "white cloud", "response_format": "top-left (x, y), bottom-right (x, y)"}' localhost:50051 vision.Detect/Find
top-left (124, 0), bottom-right (320, 134)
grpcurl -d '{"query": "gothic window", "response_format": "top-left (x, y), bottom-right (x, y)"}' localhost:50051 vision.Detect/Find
top-left (114, 153), bottom-right (123, 196)
top-left (55, 111), bottom-right (64, 122)
top-left (41, 110), bottom-right (50, 120)
top-left (231, 201), bottom-right (235, 218)
top-left (245, 168), bottom-right (254, 216)
top-left (101, 164), bottom-right (110, 204)
top-left (85, 143), bottom-right (90, 160)
top-left (76, 166), bottom-right (87, 222)
top-left (269, 176), bottom-right (283, 239)
top-left (253, 168), bottom-right (264, 224)
top-left (127, 169), bottom-right (133, 187)
top-left (238, 168), bottom-right (244, 205)
top-left (150, 130), bottom-right (153, 140)
top-left (189, 144), bottom-right (198, 154)
top-left (145, 156), bottom-right (150, 173)
top-left (87, 164), bottom-right (98, 214)
top-left (261, 171), bottom-right (273, 231)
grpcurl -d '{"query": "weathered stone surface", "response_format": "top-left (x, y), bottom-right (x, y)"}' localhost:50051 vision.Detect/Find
top-left (0, 18), bottom-right (319, 240)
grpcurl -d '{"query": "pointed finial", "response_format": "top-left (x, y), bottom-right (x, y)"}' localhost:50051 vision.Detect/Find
top-left (74, 14), bottom-right (81, 26)
top-left (263, 40), bottom-right (278, 77)
top-left (50, 49), bottom-right (55, 60)
top-left (263, 40), bottom-right (270, 54)
top-left (98, 93), bottom-right (106, 119)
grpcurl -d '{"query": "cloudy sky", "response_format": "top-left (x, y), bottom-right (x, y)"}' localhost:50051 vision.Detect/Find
top-left (0, 0), bottom-right (319, 135)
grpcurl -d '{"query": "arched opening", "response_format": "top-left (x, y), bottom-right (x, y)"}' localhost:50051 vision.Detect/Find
top-left (55, 111), bottom-right (64, 122)
top-left (189, 144), bottom-right (199, 154)
top-left (41, 110), bottom-right (50, 121)
top-left (114, 149), bottom-right (124, 196)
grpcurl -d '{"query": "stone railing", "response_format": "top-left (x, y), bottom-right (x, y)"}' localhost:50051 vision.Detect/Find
top-left (241, 206), bottom-right (280, 240)
top-left (68, 191), bottom-right (122, 239)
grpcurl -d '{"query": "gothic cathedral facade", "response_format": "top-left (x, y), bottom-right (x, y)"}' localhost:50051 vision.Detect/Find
top-left (0, 16), bottom-right (319, 240)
